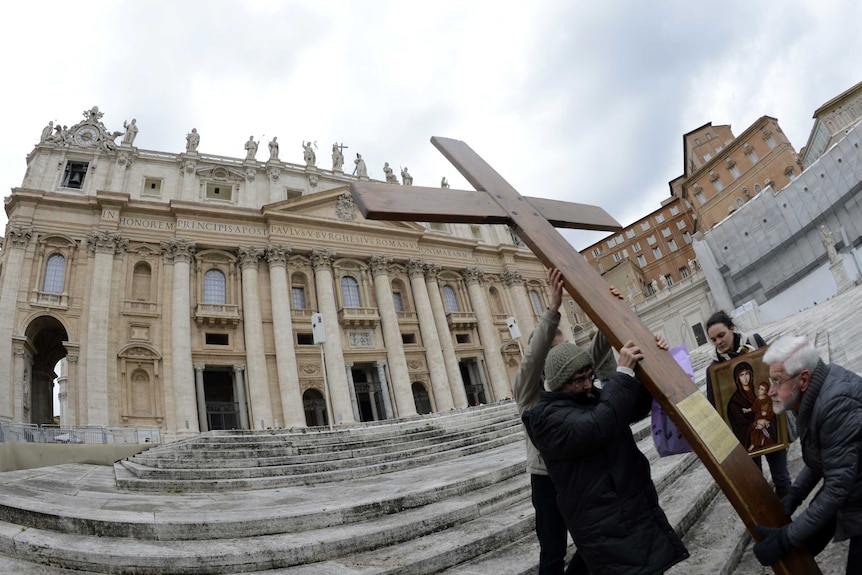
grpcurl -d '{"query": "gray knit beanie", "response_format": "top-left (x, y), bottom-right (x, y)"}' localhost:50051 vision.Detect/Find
top-left (544, 343), bottom-right (593, 391)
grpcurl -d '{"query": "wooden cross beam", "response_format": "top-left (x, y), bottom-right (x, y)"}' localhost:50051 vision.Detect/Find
top-left (350, 137), bottom-right (818, 574)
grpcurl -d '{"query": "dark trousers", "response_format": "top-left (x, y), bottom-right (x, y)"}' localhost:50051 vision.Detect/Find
top-left (530, 474), bottom-right (589, 575)
top-left (753, 449), bottom-right (792, 493)
top-left (846, 535), bottom-right (862, 575)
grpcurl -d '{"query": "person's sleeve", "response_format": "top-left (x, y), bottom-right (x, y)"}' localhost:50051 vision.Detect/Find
top-left (589, 330), bottom-right (615, 375)
top-left (786, 395), bottom-right (862, 546)
top-left (513, 311), bottom-right (560, 414)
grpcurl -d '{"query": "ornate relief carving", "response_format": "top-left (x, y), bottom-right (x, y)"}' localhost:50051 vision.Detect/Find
top-left (335, 193), bottom-right (357, 221)
top-left (407, 359), bottom-right (425, 370)
top-left (87, 231), bottom-right (128, 255)
top-left (425, 263), bottom-right (441, 281)
top-left (310, 248), bottom-right (335, 270)
top-left (463, 266), bottom-right (484, 285)
top-left (6, 226), bottom-right (33, 248)
top-left (160, 238), bottom-right (196, 263)
top-left (368, 254), bottom-right (392, 276)
top-left (300, 364), bottom-right (320, 375)
top-left (500, 269), bottom-right (523, 286)
top-left (238, 246), bottom-right (265, 269)
top-left (349, 332), bottom-right (374, 347)
top-left (406, 258), bottom-right (427, 279)
top-left (265, 244), bottom-right (290, 267)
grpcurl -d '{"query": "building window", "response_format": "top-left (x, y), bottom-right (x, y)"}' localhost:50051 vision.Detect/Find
top-left (647, 235), bottom-right (657, 246)
top-left (131, 262), bottom-right (151, 301)
top-left (706, 133), bottom-right (712, 140)
top-left (676, 221), bottom-right (686, 230)
top-left (206, 183), bottom-right (233, 201)
top-left (668, 239), bottom-right (678, 251)
top-left (736, 197), bottom-right (744, 207)
top-left (703, 152), bottom-right (712, 161)
top-left (615, 234), bottom-right (624, 244)
top-left (695, 138), bottom-right (701, 145)
top-left (766, 136), bottom-right (777, 149)
top-left (340, 276), bottom-right (361, 308)
top-left (592, 247), bottom-right (602, 258)
top-left (683, 231), bottom-right (692, 244)
top-left (470, 225), bottom-right (483, 240)
top-left (443, 285), bottom-right (459, 312)
top-left (613, 252), bottom-right (623, 262)
top-left (636, 254), bottom-right (647, 267)
top-left (664, 274), bottom-right (674, 287)
top-left (143, 178), bottom-right (162, 196)
top-left (291, 286), bottom-right (306, 310)
top-left (652, 247), bottom-right (662, 259)
top-left (641, 221), bottom-right (650, 231)
top-left (655, 213), bottom-right (665, 223)
top-left (730, 165), bottom-right (741, 179)
top-left (529, 290), bottom-right (543, 315)
top-left (713, 178), bottom-right (724, 192)
top-left (661, 228), bottom-right (671, 238)
top-left (43, 254), bottom-right (66, 293)
top-left (632, 242), bottom-right (641, 252)
top-left (429, 222), bottom-right (449, 233)
top-left (679, 266), bottom-right (689, 279)
top-left (61, 161), bottom-right (89, 189)
top-left (607, 237), bottom-right (616, 248)
top-left (203, 269), bottom-right (227, 304)
top-left (695, 191), bottom-right (707, 205)
top-left (392, 291), bottom-right (404, 312)
top-left (626, 229), bottom-right (636, 239)
top-left (669, 206), bottom-right (679, 216)
top-left (749, 150), bottom-right (760, 164)
top-left (754, 184), bottom-right (762, 193)
top-left (621, 249), bottom-right (628, 258)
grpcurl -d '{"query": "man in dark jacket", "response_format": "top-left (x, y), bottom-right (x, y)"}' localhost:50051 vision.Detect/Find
top-left (522, 338), bottom-right (689, 574)
top-left (753, 334), bottom-right (862, 573)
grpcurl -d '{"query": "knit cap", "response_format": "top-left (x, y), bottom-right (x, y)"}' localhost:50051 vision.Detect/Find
top-left (544, 343), bottom-right (592, 391)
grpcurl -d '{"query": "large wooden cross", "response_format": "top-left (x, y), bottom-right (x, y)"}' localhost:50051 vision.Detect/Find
top-left (350, 137), bottom-right (818, 574)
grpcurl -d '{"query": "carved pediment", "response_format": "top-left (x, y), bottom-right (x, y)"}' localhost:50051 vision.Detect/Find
top-left (196, 165), bottom-right (246, 183)
top-left (118, 343), bottom-right (162, 360)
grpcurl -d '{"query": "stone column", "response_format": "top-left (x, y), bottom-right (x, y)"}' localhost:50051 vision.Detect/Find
top-left (464, 267), bottom-right (510, 401)
top-left (344, 362), bottom-right (361, 421)
top-left (194, 364), bottom-right (207, 431)
top-left (62, 346), bottom-right (80, 425)
top-left (500, 268), bottom-right (536, 340)
top-left (311, 249), bottom-right (354, 424)
top-left (475, 356), bottom-right (492, 403)
top-left (407, 258), bottom-right (453, 411)
top-left (425, 265), bottom-right (468, 408)
top-left (12, 346), bottom-right (32, 423)
top-left (238, 246), bottom-right (273, 429)
top-left (84, 231), bottom-right (127, 425)
top-left (233, 364), bottom-right (250, 429)
top-left (56, 359), bottom-right (69, 425)
top-left (0, 227), bottom-right (31, 422)
top-left (161, 238), bottom-right (198, 434)
top-left (266, 244), bottom-right (304, 428)
top-left (369, 255), bottom-right (416, 418)
top-left (375, 361), bottom-right (394, 419)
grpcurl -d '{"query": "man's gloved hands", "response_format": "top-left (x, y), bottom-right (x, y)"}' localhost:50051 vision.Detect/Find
top-left (753, 525), bottom-right (791, 566)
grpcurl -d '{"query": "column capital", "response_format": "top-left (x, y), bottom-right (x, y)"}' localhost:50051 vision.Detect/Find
top-left (194, 364), bottom-right (205, 372)
top-left (265, 243), bottom-right (291, 267)
top-left (6, 225), bottom-right (33, 248)
top-left (238, 246), bottom-right (265, 270)
top-left (368, 254), bottom-right (392, 276)
top-left (463, 266), bottom-right (484, 285)
top-left (500, 268), bottom-right (524, 286)
top-left (160, 238), bottom-right (196, 263)
top-left (406, 258), bottom-right (427, 279)
top-left (87, 230), bottom-right (128, 255)
top-left (233, 364), bottom-right (246, 373)
top-left (310, 248), bottom-right (335, 270)
top-left (425, 263), bottom-right (442, 281)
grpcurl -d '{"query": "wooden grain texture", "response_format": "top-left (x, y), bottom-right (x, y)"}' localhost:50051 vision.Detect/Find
top-left (348, 136), bottom-right (819, 575)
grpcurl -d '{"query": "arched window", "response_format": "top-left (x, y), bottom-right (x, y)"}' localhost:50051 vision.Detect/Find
top-left (736, 197), bottom-right (744, 208)
top-left (341, 276), bottom-right (361, 307)
top-left (43, 254), bottom-right (65, 293)
top-left (443, 285), bottom-right (459, 312)
top-left (203, 269), bottom-right (227, 303)
top-left (529, 290), bottom-right (544, 314)
top-left (291, 272), bottom-right (307, 310)
top-left (131, 262), bottom-right (152, 301)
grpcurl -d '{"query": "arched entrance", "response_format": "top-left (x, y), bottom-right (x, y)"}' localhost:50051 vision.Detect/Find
top-left (23, 315), bottom-right (69, 424)
top-left (303, 388), bottom-right (328, 427)
top-left (412, 382), bottom-right (432, 414)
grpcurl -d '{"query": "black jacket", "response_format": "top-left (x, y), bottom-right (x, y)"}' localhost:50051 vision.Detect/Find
top-left (788, 360), bottom-right (862, 545)
top-left (522, 372), bottom-right (689, 574)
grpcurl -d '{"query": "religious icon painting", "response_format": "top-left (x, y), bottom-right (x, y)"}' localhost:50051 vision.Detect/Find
top-left (708, 346), bottom-right (790, 458)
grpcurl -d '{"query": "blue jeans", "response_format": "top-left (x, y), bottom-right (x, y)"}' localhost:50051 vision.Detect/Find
top-left (530, 474), bottom-right (590, 575)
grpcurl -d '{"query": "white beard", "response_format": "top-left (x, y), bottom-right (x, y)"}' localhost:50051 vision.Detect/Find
top-left (772, 384), bottom-right (801, 415)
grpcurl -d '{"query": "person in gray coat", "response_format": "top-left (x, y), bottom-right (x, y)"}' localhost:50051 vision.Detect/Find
top-left (753, 334), bottom-right (862, 573)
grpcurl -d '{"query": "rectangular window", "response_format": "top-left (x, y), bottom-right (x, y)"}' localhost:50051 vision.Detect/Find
top-left (661, 228), bottom-right (671, 238)
top-left (296, 333), bottom-right (314, 345)
top-left (641, 221), bottom-right (650, 231)
top-left (683, 231), bottom-right (692, 244)
top-left (652, 247), bottom-right (662, 259)
top-left (695, 191), bottom-right (707, 205)
top-left (626, 229), bottom-right (636, 239)
top-left (636, 254), bottom-right (646, 267)
top-left (455, 333), bottom-right (470, 344)
top-left (713, 178), bottom-right (724, 192)
top-left (730, 165), bottom-right (741, 179)
top-left (749, 150), bottom-right (760, 164)
top-left (401, 333), bottom-right (417, 344)
top-left (592, 247), bottom-right (602, 258)
top-left (655, 213), bottom-right (665, 223)
top-left (703, 152), bottom-right (712, 161)
top-left (206, 183), bottom-right (233, 201)
top-left (613, 252), bottom-right (622, 262)
top-left (632, 243), bottom-right (641, 252)
top-left (392, 291), bottom-right (404, 312)
top-left (679, 266), bottom-right (689, 279)
top-left (470, 225), bottom-right (483, 240)
top-left (61, 161), bottom-right (89, 189)
top-left (291, 287), bottom-right (306, 309)
top-left (615, 234), bottom-right (624, 244)
top-left (664, 274), bottom-right (674, 287)
top-left (143, 178), bottom-right (162, 196)
top-left (676, 220), bottom-right (686, 230)
top-left (766, 136), bottom-right (777, 149)
top-left (205, 333), bottom-right (229, 346)
top-left (621, 249), bottom-right (628, 258)
top-left (669, 206), bottom-right (679, 216)
top-left (607, 238), bottom-right (616, 248)
top-left (668, 239), bottom-right (678, 251)
top-left (429, 222), bottom-right (449, 232)
top-left (647, 235), bottom-right (657, 245)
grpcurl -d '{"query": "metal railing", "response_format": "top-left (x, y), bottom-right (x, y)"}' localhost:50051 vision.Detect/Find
top-left (0, 423), bottom-right (161, 445)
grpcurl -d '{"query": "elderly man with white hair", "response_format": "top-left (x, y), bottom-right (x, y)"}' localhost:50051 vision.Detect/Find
top-left (753, 334), bottom-right (862, 573)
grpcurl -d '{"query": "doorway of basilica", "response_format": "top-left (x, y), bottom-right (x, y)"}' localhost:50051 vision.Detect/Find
top-left (202, 368), bottom-right (240, 430)
top-left (23, 315), bottom-right (68, 424)
top-left (351, 364), bottom-right (387, 422)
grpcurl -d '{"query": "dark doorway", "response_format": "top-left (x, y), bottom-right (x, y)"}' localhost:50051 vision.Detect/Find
top-left (303, 388), bottom-right (328, 427)
top-left (459, 360), bottom-right (486, 406)
top-left (692, 323), bottom-right (708, 346)
top-left (203, 369), bottom-right (239, 430)
top-left (412, 382), bottom-right (432, 414)
top-left (24, 316), bottom-right (68, 424)
top-left (352, 365), bottom-right (387, 422)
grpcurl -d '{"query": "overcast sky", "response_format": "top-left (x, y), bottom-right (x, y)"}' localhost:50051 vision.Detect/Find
top-left (2, 1), bottom-right (861, 250)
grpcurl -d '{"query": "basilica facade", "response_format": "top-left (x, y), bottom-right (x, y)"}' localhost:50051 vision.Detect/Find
top-left (0, 107), bottom-right (571, 439)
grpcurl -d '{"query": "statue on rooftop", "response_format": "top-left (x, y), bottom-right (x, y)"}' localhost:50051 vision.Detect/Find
top-left (186, 128), bottom-right (200, 153)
